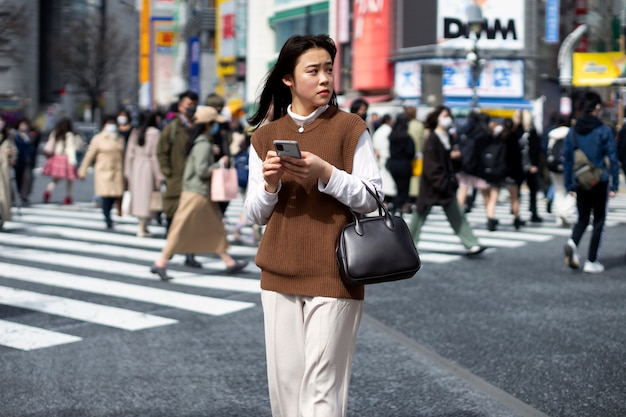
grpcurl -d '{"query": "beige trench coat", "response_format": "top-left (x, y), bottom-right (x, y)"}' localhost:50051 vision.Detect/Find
top-left (0, 136), bottom-right (18, 224)
top-left (78, 131), bottom-right (125, 197)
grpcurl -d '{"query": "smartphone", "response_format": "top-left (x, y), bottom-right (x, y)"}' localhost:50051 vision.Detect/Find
top-left (273, 140), bottom-right (302, 159)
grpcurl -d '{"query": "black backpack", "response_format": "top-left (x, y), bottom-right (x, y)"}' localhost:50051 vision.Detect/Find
top-left (480, 140), bottom-right (508, 182)
top-left (546, 139), bottom-right (564, 173)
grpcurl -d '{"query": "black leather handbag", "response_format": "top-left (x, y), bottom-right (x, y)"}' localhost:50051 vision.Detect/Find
top-left (336, 183), bottom-right (421, 286)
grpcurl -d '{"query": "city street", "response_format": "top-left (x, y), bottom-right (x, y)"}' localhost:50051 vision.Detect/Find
top-left (1, 170), bottom-right (625, 417)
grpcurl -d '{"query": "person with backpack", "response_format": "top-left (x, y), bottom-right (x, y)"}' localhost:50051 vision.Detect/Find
top-left (545, 115), bottom-right (575, 227)
top-left (562, 91), bottom-right (620, 273)
top-left (408, 105), bottom-right (486, 256)
top-left (481, 118), bottom-right (525, 231)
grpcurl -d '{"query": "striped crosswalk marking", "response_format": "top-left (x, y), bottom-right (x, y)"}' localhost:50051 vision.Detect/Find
top-left (0, 319), bottom-right (82, 351)
top-left (1, 190), bottom-right (625, 352)
top-left (0, 263), bottom-right (255, 316)
top-left (0, 286), bottom-right (177, 330)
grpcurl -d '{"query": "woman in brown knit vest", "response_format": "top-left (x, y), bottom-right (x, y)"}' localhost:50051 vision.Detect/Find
top-left (245, 34), bottom-right (382, 417)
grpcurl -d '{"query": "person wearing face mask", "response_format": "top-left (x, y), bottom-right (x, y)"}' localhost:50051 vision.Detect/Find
top-left (156, 90), bottom-right (202, 268)
top-left (408, 105), bottom-right (486, 256)
top-left (150, 106), bottom-right (248, 280)
top-left (78, 115), bottom-right (125, 229)
top-left (116, 109), bottom-right (133, 144)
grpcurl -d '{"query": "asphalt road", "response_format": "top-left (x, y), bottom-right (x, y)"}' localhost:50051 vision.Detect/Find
top-left (0, 168), bottom-right (625, 417)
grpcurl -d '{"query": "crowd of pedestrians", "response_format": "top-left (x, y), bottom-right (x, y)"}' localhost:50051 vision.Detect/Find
top-left (365, 89), bottom-right (623, 269)
top-left (0, 84), bottom-right (624, 280)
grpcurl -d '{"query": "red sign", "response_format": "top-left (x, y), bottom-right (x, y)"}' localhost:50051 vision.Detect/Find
top-left (223, 13), bottom-right (235, 39)
top-left (352, 0), bottom-right (393, 91)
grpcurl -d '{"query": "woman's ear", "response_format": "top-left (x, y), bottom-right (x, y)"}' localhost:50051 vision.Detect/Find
top-left (282, 75), bottom-right (293, 87)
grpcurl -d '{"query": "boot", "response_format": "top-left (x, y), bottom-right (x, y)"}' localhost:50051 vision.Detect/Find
top-left (514, 217), bottom-right (525, 230)
top-left (487, 218), bottom-right (498, 232)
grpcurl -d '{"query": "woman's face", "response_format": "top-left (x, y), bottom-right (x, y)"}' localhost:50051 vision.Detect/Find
top-left (282, 47), bottom-right (334, 116)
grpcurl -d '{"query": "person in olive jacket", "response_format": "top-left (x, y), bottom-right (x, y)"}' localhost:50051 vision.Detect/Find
top-left (156, 90), bottom-right (202, 268)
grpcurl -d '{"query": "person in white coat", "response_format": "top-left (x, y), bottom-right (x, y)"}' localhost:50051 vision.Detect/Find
top-left (546, 116), bottom-right (576, 227)
top-left (371, 114), bottom-right (396, 206)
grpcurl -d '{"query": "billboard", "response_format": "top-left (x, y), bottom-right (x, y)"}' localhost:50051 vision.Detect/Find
top-left (437, 0), bottom-right (525, 50)
top-left (395, 58), bottom-right (525, 99)
top-left (573, 52), bottom-right (626, 86)
top-left (352, 0), bottom-right (393, 91)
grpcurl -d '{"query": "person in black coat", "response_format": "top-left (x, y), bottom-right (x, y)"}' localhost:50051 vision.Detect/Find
top-left (514, 109), bottom-right (544, 222)
top-left (385, 113), bottom-right (415, 214)
top-left (408, 105), bottom-right (485, 256)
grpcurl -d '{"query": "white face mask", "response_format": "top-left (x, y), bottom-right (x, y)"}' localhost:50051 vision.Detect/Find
top-left (117, 116), bottom-right (129, 125)
top-left (438, 116), bottom-right (453, 130)
top-left (105, 124), bottom-right (118, 133)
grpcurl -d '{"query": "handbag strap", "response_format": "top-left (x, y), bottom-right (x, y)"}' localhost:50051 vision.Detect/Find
top-left (349, 181), bottom-right (396, 235)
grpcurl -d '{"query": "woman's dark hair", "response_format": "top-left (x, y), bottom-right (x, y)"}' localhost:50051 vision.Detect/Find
top-left (102, 114), bottom-right (117, 127)
top-left (389, 113), bottom-right (410, 141)
top-left (350, 98), bottom-right (369, 114)
top-left (137, 111), bottom-right (161, 147)
top-left (0, 114), bottom-right (9, 140)
top-left (54, 117), bottom-right (73, 141)
top-left (248, 34), bottom-right (338, 127)
top-left (499, 118), bottom-right (515, 140)
top-left (185, 122), bottom-right (213, 157)
top-left (178, 90), bottom-right (199, 104)
top-left (424, 105), bottom-right (452, 130)
top-left (581, 90), bottom-right (602, 114)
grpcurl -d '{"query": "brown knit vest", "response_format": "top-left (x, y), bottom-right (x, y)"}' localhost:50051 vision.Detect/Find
top-left (251, 106), bottom-right (367, 299)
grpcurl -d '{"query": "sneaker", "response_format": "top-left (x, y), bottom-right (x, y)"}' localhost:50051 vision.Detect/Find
top-left (563, 239), bottom-right (580, 269)
top-left (583, 260), bottom-right (604, 274)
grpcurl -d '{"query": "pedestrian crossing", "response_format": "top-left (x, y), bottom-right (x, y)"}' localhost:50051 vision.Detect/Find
top-left (1, 191), bottom-right (626, 351)
top-left (0, 199), bottom-right (261, 351)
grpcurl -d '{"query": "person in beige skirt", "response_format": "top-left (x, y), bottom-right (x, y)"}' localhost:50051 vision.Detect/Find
top-left (150, 106), bottom-right (248, 280)
top-left (0, 117), bottom-right (17, 230)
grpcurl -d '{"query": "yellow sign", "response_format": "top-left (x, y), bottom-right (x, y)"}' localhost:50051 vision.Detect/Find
top-left (573, 52), bottom-right (626, 86)
top-left (156, 31), bottom-right (175, 48)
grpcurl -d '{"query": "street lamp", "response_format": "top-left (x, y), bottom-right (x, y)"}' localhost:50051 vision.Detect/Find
top-left (467, 5), bottom-right (485, 110)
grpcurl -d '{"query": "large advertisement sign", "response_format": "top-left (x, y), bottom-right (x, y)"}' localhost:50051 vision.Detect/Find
top-left (437, 0), bottom-right (525, 50)
top-left (395, 58), bottom-right (525, 99)
top-left (352, 0), bottom-right (393, 91)
top-left (220, 0), bottom-right (236, 58)
top-left (573, 52), bottom-right (626, 86)
top-left (152, 18), bottom-right (175, 106)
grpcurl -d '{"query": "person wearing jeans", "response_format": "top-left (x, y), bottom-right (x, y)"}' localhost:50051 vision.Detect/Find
top-left (562, 91), bottom-right (619, 273)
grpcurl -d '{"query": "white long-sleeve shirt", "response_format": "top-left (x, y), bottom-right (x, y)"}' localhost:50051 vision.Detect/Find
top-left (244, 105), bottom-right (383, 225)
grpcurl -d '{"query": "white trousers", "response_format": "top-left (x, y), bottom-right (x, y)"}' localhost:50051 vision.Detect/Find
top-left (261, 290), bottom-right (363, 417)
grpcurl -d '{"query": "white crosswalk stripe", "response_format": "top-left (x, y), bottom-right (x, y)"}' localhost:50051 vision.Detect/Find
top-left (0, 199), bottom-right (260, 351)
top-left (1, 190), bottom-right (626, 351)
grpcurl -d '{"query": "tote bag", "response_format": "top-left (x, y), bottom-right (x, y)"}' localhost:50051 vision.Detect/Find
top-left (211, 163), bottom-right (239, 202)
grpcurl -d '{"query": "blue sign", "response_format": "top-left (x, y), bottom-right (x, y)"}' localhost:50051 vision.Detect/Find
top-left (545, 0), bottom-right (560, 44)
top-left (189, 37), bottom-right (200, 94)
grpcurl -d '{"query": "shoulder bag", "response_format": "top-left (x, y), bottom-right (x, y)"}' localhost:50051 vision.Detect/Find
top-left (336, 182), bottom-right (421, 286)
top-left (572, 131), bottom-right (603, 190)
